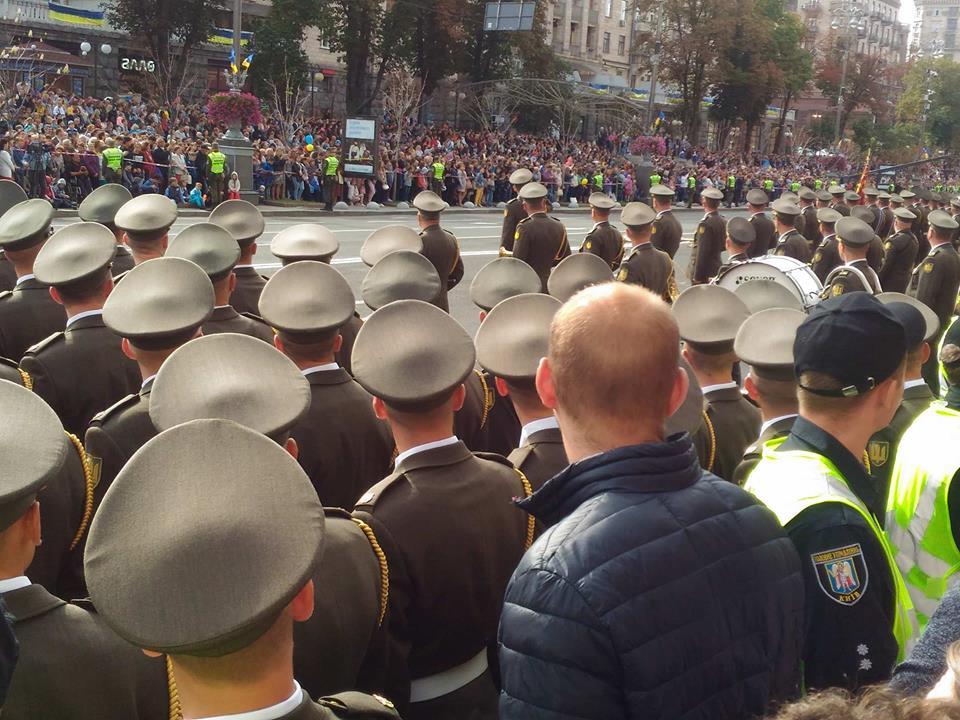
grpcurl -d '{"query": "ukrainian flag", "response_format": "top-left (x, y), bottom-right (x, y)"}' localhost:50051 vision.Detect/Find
top-left (47, 1), bottom-right (104, 27)
top-left (209, 28), bottom-right (253, 46)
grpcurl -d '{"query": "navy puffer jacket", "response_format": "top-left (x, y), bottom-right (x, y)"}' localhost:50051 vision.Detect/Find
top-left (498, 434), bottom-right (804, 720)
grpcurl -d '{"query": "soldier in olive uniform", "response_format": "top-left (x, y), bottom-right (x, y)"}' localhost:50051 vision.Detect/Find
top-left (821, 216), bottom-right (882, 297)
top-left (0, 200), bottom-right (65, 361)
top-left (0, 380), bottom-right (169, 720)
top-left (20, 223), bottom-right (140, 438)
top-left (815, 189), bottom-right (833, 210)
top-left (828, 185), bottom-right (851, 216)
top-left (799, 187), bottom-right (822, 249)
top-left (261, 260), bottom-right (395, 509)
top-left (903, 190), bottom-right (930, 262)
top-left (812, 207), bottom-right (843, 284)
top-left (352, 300), bottom-right (533, 719)
top-left (210, 199), bottom-right (269, 316)
top-left (615, 202), bottom-right (676, 303)
top-left (475, 293), bottom-right (566, 493)
top-left (771, 198), bottom-right (812, 262)
top-left (877, 192), bottom-right (895, 240)
top-left (911, 210), bottom-right (960, 391)
top-left (499, 168), bottom-right (532, 254)
top-left (166, 223), bottom-right (274, 343)
top-left (851, 205), bottom-right (885, 273)
top-left (548, 253), bottom-right (613, 303)
top-left (781, 190), bottom-right (808, 239)
top-left (716, 216), bottom-right (754, 277)
top-left (77, 184), bottom-right (134, 276)
top-left (84, 257), bottom-right (215, 513)
top-left (863, 187), bottom-right (882, 230)
top-left (950, 196), bottom-right (960, 249)
top-left (675, 285), bottom-right (760, 483)
top-left (507, 182), bottom-right (571, 292)
top-left (84, 419), bottom-right (400, 720)
top-left (878, 208), bottom-right (919, 294)
top-left (0, 181), bottom-right (28, 292)
top-left (746, 188), bottom-right (777, 257)
top-left (867, 293), bottom-right (939, 508)
top-left (413, 191), bottom-right (464, 313)
top-left (113, 194), bottom-right (177, 269)
top-left (580, 193), bottom-right (623, 269)
top-left (731, 306), bottom-right (804, 485)
top-left (689, 187), bottom-right (726, 284)
top-left (648, 184), bottom-right (681, 259)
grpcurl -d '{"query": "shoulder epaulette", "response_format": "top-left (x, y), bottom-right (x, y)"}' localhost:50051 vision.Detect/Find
top-left (517, 215), bottom-right (532, 226)
top-left (24, 331), bottom-right (64, 355)
top-left (474, 451), bottom-right (516, 469)
top-left (90, 393), bottom-right (140, 425)
top-left (319, 691), bottom-right (399, 718)
top-left (508, 443), bottom-right (536, 470)
top-left (355, 471), bottom-right (406, 508)
top-left (240, 311), bottom-right (269, 325)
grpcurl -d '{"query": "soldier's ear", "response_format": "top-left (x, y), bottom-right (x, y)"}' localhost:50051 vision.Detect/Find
top-left (121, 337), bottom-right (136, 361)
top-left (536, 357), bottom-right (557, 411)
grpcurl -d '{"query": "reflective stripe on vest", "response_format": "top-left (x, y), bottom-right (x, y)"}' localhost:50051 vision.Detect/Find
top-left (764, 179), bottom-right (774, 191)
top-left (886, 402), bottom-right (960, 628)
top-left (102, 147), bottom-right (122, 170)
top-left (433, 162), bottom-right (444, 180)
top-left (728, 176), bottom-right (735, 188)
top-left (208, 151), bottom-right (226, 174)
top-left (745, 439), bottom-right (917, 658)
top-left (325, 157), bottom-right (339, 176)
top-left (815, 179), bottom-right (823, 189)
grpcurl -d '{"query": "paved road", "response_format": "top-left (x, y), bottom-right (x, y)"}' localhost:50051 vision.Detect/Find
top-left (55, 208), bottom-right (752, 338)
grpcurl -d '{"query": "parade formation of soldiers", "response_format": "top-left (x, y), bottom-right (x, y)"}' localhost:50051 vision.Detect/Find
top-left (5, 168), bottom-right (960, 720)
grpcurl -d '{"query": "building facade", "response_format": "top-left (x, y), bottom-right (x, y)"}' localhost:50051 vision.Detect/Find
top-left (544, 0), bottom-right (639, 86)
top-left (912, 0), bottom-right (960, 60)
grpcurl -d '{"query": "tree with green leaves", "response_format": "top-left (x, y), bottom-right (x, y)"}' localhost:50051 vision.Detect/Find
top-left (103, 0), bottom-right (225, 104)
top-left (816, 43), bottom-right (891, 141)
top-left (898, 57), bottom-right (960, 152)
top-left (770, 12), bottom-right (811, 153)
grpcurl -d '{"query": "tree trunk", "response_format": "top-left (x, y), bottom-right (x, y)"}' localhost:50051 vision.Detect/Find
top-left (743, 120), bottom-right (754, 153)
top-left (773, 89), bottom-right (792, 154)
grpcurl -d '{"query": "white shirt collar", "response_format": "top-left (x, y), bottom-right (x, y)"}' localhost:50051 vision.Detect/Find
top-left (196, 683), bottom-right (302, 720)
top-left (66, 309), bottom-right (103, 327)
top-left (760, 413), bottom-right (798, 437)
top-left (0, 576), bottom-right (31, 594)
top-left (15, 273), bottom-right (35, 286)
top-left (701, 382), bottom-right (739, 395)
top-left (214, 304), bottom-right (234, 310)
top-left (142, 374), bottom-right (157, 390)
top-left (518, 415), bottom-right (560, 448)
top-left (234, 264), bottom-right (255, 269)
top-left (777, 230), bottom-right (794, 242)
top-left (301, 363), bottom-right (339, 376)
top-left (394, 436), bottom-right (459, 468)
top-left (655, 209), bottom-right (671, 219)
top-left (904, 378), bottom-right (928, 390)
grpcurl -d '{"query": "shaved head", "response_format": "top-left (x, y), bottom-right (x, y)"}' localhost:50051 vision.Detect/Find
top-left (538, 283), bottom-right (686, 457)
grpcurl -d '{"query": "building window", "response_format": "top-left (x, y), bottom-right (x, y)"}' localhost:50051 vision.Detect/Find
top-left (603, 31), bottom-right (611, 52)
top-left (950, 6), bottom-right (959, 16)
top-left (618, 34), bottom-right (626, 54)
top-left (947, 32), bottom-right (957, 46)
top-left (949, 17), bottom-right (957, 29)
top-left (619, 0), bottom-right (626, 21)
top-left (605, 0), bottom-right (612, 16)
top-left (318, 32), bottom-right (330, 49)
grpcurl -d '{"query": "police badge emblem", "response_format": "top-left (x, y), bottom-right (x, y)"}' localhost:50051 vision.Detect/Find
top-left (868, 441), bottom-right (889, 467)
top-left (811, 544), bottom-right (868, 605)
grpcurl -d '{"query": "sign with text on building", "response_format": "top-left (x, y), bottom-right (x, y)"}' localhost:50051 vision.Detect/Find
top-left (342, 117), bottom-right (378, 178)
top-left (120, 57), bottom-right (155, 73)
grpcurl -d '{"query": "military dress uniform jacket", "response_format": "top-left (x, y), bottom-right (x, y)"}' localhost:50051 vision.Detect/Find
top-left (2, 582), bottom-right (169, 720)
top-left (419, 225), bottom-right (464, 313)
top-left (337, 313), bottom-right (363, 376)
top-left (774, 230), bottom-right (812, 263)
top-left (580, 221), bottom-right (623, 269)
top-left (507, 425), bottom-right (567, 493)
top-left (822, 260), bottom-right (881, 298)
top-left (111, 246), bottom-right (134, 277)
top-left (812, 235), bottom-right (842, 284)
top-left (202, 305), bottom-right (275, 344)
top-left (688, 212), bottom-right (726, 284)
top-left (0, 277), bottom-right (66, 361)
top-left (801, 205), bottom-right (822, 248)
top-left (830, 202), bottom-right (851, 217)
top-left (290, 368), bottom-right (395, 509)
top-left (912, 205), bottom-right (931, 262)
top-left (732, 415), bottom-right (797, 486)
top-left (652, 210), bottom-right (683, 259)
top-left (20, 314), bottom-right (140, 438)
top-left (867, 236), bottom-right (884, 273)
top-left (454, 370), bottom-right (521, 458)
top-left (0, 253), bottom-right (16, 291)
top-left (229, 265), bottom-right (268, 316)
top-left (513, 213), bottom-right (571, 292)
top-left (616, 243), bottom-right (676, 303)
top-left (499, 198), bottom-right (527, 253)
top-left (878, 230), bottom-right (919, 294)
top-left (261, 691), bottom-right (400, 720)
top-left (354, 440), bottom-right (532, 717)
top-left (878, 207), bottom-right (895, 240)
top-left (911, 243), bottom-right (960, 332)
top-left (748, 213), bottom-right (777, 258)
top-left (716, 252), bottom-right (749, 279)
top-left (703, 384), bottom-right (762, 483)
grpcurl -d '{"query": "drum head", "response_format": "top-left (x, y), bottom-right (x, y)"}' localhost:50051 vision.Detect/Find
top-left (716, 256), bottom-right (822, 309)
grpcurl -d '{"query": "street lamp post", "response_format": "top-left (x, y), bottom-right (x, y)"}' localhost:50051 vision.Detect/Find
top-left (915, 40), bottom-right (944, 159)
top-left (449, 90), bottom-right (466, 127)
top-left (647, 0), bottom-right (663, 130)
top-left (830, 1), bottom-right (865, 147)
top-left (79, 41), bottom-right (111, 98)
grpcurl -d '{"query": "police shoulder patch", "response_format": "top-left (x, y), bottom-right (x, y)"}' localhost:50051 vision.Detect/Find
top-left (868, 440), bottom-right (889, 467)
top-left (585, 241), bottom-right (592, 250)
top-left (811, 543), bottom-right (868, 606)
top-left (831, 282), bottom-right (845, 297)
top-left (617, 268), bottom-right (628, 281)
top-left (925, 262), bottom-right (935, 273)
top-left (813, 252), bottom-right (822, 263)
top-left (651, 225), bottom-right (657, 234)
top-left (884, 242), bottom-right (892, 251)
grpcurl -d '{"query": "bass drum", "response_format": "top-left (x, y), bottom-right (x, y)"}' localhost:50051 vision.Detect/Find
top-left (715, 255), bottom-right (823, 310)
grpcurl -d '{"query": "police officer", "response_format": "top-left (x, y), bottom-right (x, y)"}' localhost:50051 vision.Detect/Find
top-left (210, 199), bottom-right (269, 316)
top-left (20, 223), bottom-right (140, 437)
top-left (731, 307), bottom-right (804, 485)
top-left (867, 293), bottom-right (938, 517)
top-left (580, 192), bottom-right (623, 269)
top-left (812, 207), bottom-right (843, 284)
top-left (352, 300), bottom-right (533, 718)
top-left (508, 182), bottom-right (571, 292)
top-left (886, 316), bottom-right (960, 631)
top-left (78, 184), bottom-right (134, 276)
top-left (614, 201), bottom-right (676, 303)
top-left (475, 293), bottom-right (566, 492)
top-left (165, 222), bottom-right (274, 343)
top-left (99, 137), bottom-right (122, 183)
top-left (0, 380), bottom-right (168, 720)
top-left (84, 419), bottom-right (399, 719)
top-left (772, 198), bottom-right (812, 262)
top-left (0, 181), bottom-right (28, 291)
top-left (878, 208), bottom-right (919, 294)
top-left (413, 190), bottom-right (464, 313)
top-left (821, 216), bottom-right (882, 297)
top-left (911, 210), bottom-right (960, 391)
top-left (717, 216), bottom-right (754, 277)
top-left (430, 155), bottom-right (445, 195)
top-left (746, 188), bottom-right (777, 257)
top-left (0, 200), bottom-right (66, 360)
top-left (499, 168), bottom-right (532, 254)
top-left (113, 194), bottom-right (177, 267)
top-left (322, 147), bottom-right (341, 211)
top-left (829, 184), bottom-right (851, 216)
top-left (799, 187), bottom-right (822, 249)
top-left (745, 292), bottom-right (914, 689)
top-left (84, 257), bottom-right (215, 511)
top-left (650, 183), bottom-right (682, 258)
top-left (675, 285), bottom-right (760, 482)
top-left (549, 253), bottom-right (613, 303)
top-left (688, 187), bottom-right (726, 284)
top-left (206, 142), bottom-right (228, 206)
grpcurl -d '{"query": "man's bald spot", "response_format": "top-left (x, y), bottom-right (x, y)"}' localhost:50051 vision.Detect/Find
top-left (549, 283), bottom-right (679, 426)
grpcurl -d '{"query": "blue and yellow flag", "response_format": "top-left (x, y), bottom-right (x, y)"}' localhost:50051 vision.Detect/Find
top-left (242, 53), bottom-right (253, 70)
top-left (228, 48), bottom-right (238, 74)
top-left (209, 28), bottom-right (253, 46)
top-left (48, 1), bottom-right (104, 26)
